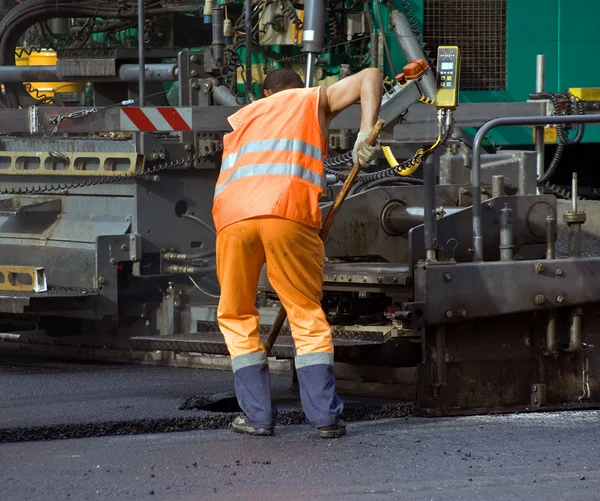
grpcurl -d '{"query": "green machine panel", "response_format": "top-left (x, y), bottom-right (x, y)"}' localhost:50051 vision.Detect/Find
top-left (383, 0), bottom-right (600, 145)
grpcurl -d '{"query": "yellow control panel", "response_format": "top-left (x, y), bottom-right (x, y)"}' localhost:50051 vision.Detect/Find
top-left (435, 46), bottom-right (460, 110)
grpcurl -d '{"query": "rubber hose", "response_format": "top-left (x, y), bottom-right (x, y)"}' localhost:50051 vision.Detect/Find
top-left (381, 145), bottom-right (423, 176)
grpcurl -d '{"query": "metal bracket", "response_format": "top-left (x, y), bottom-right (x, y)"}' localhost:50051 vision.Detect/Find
top-left (28, 106), bottom-right (39, 134)
top-left (95, 234), bottom-right (141, 316)
top-left (0, 151), bottom-right (145, 177)
top-left (0, 265), bottom-right (47, 292)
top-left (530, 383), bottom-right (547, 408)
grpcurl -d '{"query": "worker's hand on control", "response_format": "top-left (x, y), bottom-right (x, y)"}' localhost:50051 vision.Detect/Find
top-left (353, 130), bottom-right (380, 168)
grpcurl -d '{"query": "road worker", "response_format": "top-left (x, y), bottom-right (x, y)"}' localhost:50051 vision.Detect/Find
top-left (212, 67), bottom-right (383, 438)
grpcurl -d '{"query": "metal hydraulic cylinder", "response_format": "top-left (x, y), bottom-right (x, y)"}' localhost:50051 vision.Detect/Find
top-left (301, 0), bottom-right (325, 87)
top-left (212, 6), bottom-right (225, 64)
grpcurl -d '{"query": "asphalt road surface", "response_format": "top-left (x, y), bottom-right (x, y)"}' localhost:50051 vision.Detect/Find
top-left (1, 356), bottom-right (600, 501)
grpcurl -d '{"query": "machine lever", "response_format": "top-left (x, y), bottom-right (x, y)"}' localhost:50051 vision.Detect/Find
top-left (264, 121), bottom-right (384, 355)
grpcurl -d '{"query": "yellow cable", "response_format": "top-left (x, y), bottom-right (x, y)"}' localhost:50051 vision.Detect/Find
top-left (381, 145), bottom-right (424, 176)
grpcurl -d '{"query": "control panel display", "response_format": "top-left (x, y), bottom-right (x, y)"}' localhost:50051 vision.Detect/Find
top-left (437, 47), bottom-right (459, 90)
top-left (435, 46), bottom-right (460, 109)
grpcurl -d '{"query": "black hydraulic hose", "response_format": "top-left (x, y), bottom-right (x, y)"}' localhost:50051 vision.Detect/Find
top-left (244, 0), bottom-right (252, 100)
top-left (0, 0), bottom-right (165, 107)
top-left (529, 91), bottom-right (586, 184)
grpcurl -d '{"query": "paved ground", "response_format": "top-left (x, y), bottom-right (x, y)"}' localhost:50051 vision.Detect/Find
top-left (2, 412), bottom-right (600, 501)
top-left (2, 356), bottom-right (600, 501)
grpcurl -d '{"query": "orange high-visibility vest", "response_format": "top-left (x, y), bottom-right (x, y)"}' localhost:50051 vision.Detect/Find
top-left (212, 87), bottom-right (327, 234)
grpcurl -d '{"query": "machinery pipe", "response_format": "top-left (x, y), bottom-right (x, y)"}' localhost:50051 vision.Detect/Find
top-left (535, 54), bottom-right (546, 194)
top-left (472, 114), bottom-right (600, 261)
top-left (381, 202), bottom-right (462, 237)
top-left (568, 223), bottom-right (582, 258)
top-left (433, 325), bottom-right (446, 395)
top-left (138, 0), bottom-right (146, 106)
top-left (492, 175), bottom-right (505, 198)
top-left (423, 155), bottom-right (438, 261)
top-left (213, 85), bottom-right (238, 106)
top-left (568, 307), bottom-right (583, 352)
top-left (118, 64), bottom-right (178, 82)
top-left (0, 64), bottom-right (178, 82)
top-left (546, 215), bottom-right (556, 260)
top-left (389, 9), bottom-right (436, 100)
top-left (212, 6), bottom-right (225, 64)
top-left (499, 204), bottom-right (514, 261)
top-left (545, 215), bottom-right (558, 355)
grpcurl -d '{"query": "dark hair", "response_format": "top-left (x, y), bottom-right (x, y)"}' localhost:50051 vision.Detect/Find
top-left (263, 69), bottom-right (304, 95)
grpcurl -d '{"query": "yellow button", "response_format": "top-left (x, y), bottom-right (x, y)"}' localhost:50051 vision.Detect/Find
top-left (447, 76), bottom-right (453, 81)
top-left (441, 75), bottom-right (445, 80)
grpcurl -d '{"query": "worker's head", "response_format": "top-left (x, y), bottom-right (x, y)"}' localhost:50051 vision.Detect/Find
top-left (262, 69), bottom-right (304, 97)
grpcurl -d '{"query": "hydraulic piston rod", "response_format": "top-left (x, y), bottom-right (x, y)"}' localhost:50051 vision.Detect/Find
top-left (381, 202), bottom-right (462, 236)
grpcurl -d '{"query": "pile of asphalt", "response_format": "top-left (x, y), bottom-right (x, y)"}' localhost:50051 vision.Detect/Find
top-left (556, 228), bottom-right (600, 257)
top-left (0, 395), bottom-right (414, 444)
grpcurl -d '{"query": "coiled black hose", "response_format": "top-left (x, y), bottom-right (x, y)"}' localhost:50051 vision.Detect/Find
top-left (529, 91), bottom-right (586, 184)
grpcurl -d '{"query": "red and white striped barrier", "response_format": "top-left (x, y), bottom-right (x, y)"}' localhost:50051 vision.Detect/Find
top-left (120, 107), bottom-right (193, 132)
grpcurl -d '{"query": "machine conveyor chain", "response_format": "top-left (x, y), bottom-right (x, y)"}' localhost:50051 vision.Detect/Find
top-left (0, 146), bottom-right (223, 195)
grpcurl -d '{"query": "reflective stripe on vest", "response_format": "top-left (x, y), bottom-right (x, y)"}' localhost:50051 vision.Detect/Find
top-left (221, 138), bottom-right (323, 172)
top-left (214, 162), bottom-right (326, 197)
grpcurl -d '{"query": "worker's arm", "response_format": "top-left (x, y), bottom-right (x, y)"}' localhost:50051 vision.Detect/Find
top-left (322, 68), bottom-right (382, 129)
top-left (320, 68), bottom-right (383, 166)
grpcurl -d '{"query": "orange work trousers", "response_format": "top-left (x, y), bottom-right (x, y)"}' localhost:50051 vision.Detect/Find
top-left (215, 216), bottom-right (343, 429)
top-left (216, 216), bottom-right (333, 359)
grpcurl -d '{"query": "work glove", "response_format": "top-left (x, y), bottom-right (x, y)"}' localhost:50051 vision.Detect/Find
top-left (353, 130), bottom-right (380, 168)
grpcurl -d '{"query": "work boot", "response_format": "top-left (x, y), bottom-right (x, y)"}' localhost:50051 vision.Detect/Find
top-left (317, 419), bottom-right (346, 439)
top-left (231, 416), bottom-right (274, 437)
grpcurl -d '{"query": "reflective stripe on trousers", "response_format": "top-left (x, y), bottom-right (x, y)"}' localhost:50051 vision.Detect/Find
top-left (217, 217), bottom-right (343, 428)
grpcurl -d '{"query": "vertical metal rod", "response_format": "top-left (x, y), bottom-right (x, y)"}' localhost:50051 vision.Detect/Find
top-left (535, 54), bottom-right (546, 195)
top-left (433, 325), bottom-right (446, 395)
top-left (499, 204), bottom-right (514, 261)
top-left (138, 0), bottom-right (146, 106)
top-left (423, 154), bottom-right (438, 261)
top-left (568, 224), bottom-right (582, 259)
top-left (492, 175), bottom-right (505, 198)
top-left (545, 215), bottom-right (558, 355)
top-left (305, 52), bottom-right (317, 88)
top-left (546, 216), bottom-right (556, 260)
top-left (572, 172), bottom-right (578, 213)
top-left (244, 0), bottom-right (252, 99)
top-left (212, 6), bottom-right (225, 64)
top-left (568, 307), bottom-right (583, 352)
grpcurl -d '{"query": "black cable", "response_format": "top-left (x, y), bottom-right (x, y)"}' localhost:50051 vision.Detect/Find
top-left (244, 0), bottom-right (252, 99)
top-left (529, 91), bottom-right (586, 184)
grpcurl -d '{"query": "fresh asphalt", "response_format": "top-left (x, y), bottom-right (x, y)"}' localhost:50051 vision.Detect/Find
top-left (1, 356), bottom-right (599, 500)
